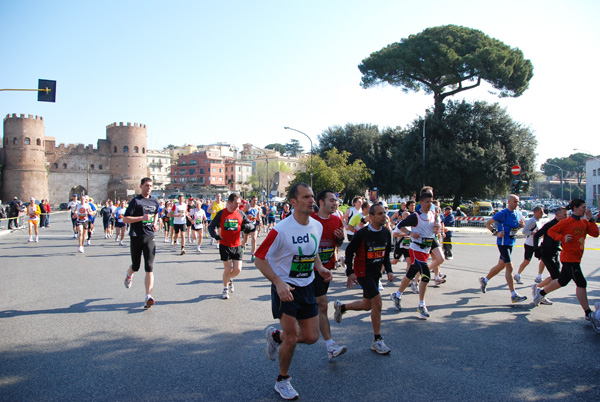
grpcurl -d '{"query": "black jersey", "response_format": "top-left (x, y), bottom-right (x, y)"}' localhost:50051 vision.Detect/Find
top-left (125, 195), bottom-right (160, 237)
top-left (345, 225), bottom-right (392, 278)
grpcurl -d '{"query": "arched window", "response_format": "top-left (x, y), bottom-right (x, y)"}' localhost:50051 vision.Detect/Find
top-left (123, 146), bottom-right (129, 153)
top-left (98, 164), bottom-right (103, 170)
top-left (36, 138), bottom-right (41, 146)
top-left (134, 146), bottom-right (139, 153)
top-left (53, 163), bottom-right (58, 169)
top-left (113, 146), bottom-right (117, 153)
top-left (13, 138), bottom-right (17, 145)
top-left (142, 147), bottom-right (145, 154)
top-left (90, 164), bottom-right (95, 170)
top-left (24, 137), bottom-right (30, 145)
top-left (62, 163), bottom-right (67, 169)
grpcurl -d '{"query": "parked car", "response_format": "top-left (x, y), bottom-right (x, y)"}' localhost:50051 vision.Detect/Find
top-left (59, 203), bottom-right (68, 211)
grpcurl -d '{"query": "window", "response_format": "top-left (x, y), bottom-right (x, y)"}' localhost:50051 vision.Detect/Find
top-left (594, 169), bottom-right (597, 176)
top-left (190, 177), bottom-right (196, 182)
top-left (200, 168), bottom-right (204, 174)
top-left (53, 163), bottom-right (58, 169)
top-left (123, 146), bottom-right (129, 153)
top-left (114, 146), bottom-right (117, 153)
top-left (99, 165), bottom-right (103, 170)
top-left (142, 147), bottom-right (145, 154)
top-left (13, 138), bottom-right (17, 145)
top-left (62, 163), bottom-right (67, 169)
top-left (238, 167), bottom-right (241, 172)
top-left (219, 168), bottom-right (222, 173)
top-left (180, 169), bottom-right (186, 174)
top-left (188, 168), bottom-right (195, 174)
top-left (90, 164), bottom-right (95, 170)
top-left (181, 177), bottom-right (186, 182)
top-left (36, 138), bottom-right (41, 146)
top-left (24, 137), bottom-right (30, 145)
top-left (181, 160), bottom-right (187, 165)
top-left (134, 146), bottom-right (139, 153)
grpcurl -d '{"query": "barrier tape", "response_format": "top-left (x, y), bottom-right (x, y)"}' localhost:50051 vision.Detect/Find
top-left (0, 210), bottom-right (68, 221)
top-left (441, 241), bottom-right (600, 251)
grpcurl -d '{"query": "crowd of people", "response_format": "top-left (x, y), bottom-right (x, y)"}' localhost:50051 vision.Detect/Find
top-left (8, 178), bottom-right (600, 400)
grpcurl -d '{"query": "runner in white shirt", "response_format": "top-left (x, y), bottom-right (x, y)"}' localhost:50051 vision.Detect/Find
top-left (73, 195), bottom-right (95, 253)
top-left (67, 194), bottom-right (79, 238)
top-left (188, 200), bottom-right (207, 252)
top-left (169, 194), bottom-right (188, 255)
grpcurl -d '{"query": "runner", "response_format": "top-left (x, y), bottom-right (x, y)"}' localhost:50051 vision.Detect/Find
top-left (242, 195), bottom-right (262, 262)
top-left (280, 203), bottom-right (292, 220)
top-left (255, 183), bottom-right (332, 400)
top-left (442, 206), bottom-right (455, 260)
top-left (342, 196), bottom-right (362, 242)
top-left (73, 195), bottom-right (95, 253)
top-left (108, 200), bottom-right (116, 238)
top-left (185, 197), bottom-right (195, 244)
top-left (114, 200), bottom-right (127, 246)
top-left (100, 201), bottom-right (112, 239)
top-left (333, 202), bottom-right (394, 353)
top-left (189, 199), bottom-right (207, 252)
top-left (123, 178), bottom-right (160, 309)
top-left (208, 193), bottom-right (225, 246)
top-left (85, 197), bottom-right (97, 246)
top-left (27, 197), bottom-right (41, 243)
top-left (169, 194), bottom-right (188, 255)
top-left (161, 201), bottom-right (172, 242)
top-left (208, 193), bottom-right (254, 299)
top-left (532, 199), bottom-right (600, 332)
top-left (531, 207), bottom-right (567, 305)
top-left (480, 194), bottom-right (527, 303)
top-left (390, 192), bottom-right (439, 319)
top-left (67, 194), bottom-right (79, 238)
top-left (514, 206), bottom-right (545, 284)
top-left (310, 189), bottom-right (346, 359)
top-left (267, 202), bottom-right (278, 231)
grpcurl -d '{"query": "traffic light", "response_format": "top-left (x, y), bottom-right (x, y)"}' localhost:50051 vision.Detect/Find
top-left (511, 179), bottom-right (519, 194)
top-left (511, 180), bottom-right (529, 195)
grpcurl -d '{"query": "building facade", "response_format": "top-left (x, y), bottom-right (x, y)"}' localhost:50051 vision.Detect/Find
top-left (146, 149), bottom-right (172, 191)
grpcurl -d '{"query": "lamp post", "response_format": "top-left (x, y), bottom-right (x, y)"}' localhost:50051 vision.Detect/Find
top-left (545, 163), bottom-right (563, 201)
top-left (284, 127), bottom-right (313, 188)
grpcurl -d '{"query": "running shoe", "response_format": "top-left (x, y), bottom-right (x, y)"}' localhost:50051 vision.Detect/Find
top-left (228, 280), bottom-right (234, 293)
top-left (144, 295), bottom-right (155, 309)
top-left (479, 277), bottom-right (487, 293)
top-left (370, 339), bottom-right (391, 355)
top-left (590, 312), bottom-right (600, 334)
top-left (531, 283), bottom-right (538, 297)
top-left (28, 237), bottom-right (33, 243)
top-left (327, 342), bottom-right (347, 359)
top-left (378, 280), bottom-right (384, 291)
top-left (222, 288), bottom-right (229, 299)
top-left (439, 273), bottom-right (447, 280)
top-left (333, 300), bottom-right (344, 323)
top-left (274, 377), bottom-right (298, 400)
top-left (196, 246), bottom-right (202, 253)
top-left (250, 254), bottom-right (255, 263)
top-left (540, 297), bottom-right (553, 305)
top-left (417, 305), bottom-right (430, 319)
top-left (119, 240), bottom-right (123, 246)
top-left (532, 287), bottom-right (543, 306)
top-left (534, 276), bottom-right (542, 284)
top-left (410, 280), bottom-right (419, 294)
top-left (124, 267), bottom-right (132, 289)
top-left (513, 274), bottom-right (523, 284)
top-left (78, 246), bottom-right (84, 253)
top-left (265, 326), bottom-right (280, 361)
top-left (210, 238), bottom-right (214, 245)
top-left (181, 248), bottom-right (186, 255)
top-left (445, 256), bottom-right (453, 260)
top-left (511, 294), bottom-right (527, 303)
top-left (88, 239), bottom-right (91, 245)
top-left (35, 236), bottom-right (39, 242)
top-left (434, 276), bottom-right (446, 285)
top-left (390, 292), bottom-right (402, 311)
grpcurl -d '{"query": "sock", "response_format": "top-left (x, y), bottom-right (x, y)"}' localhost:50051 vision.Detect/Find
top-left (396, 291), bottom-right (402, 298)
top-left (540, 290), bottom-right (546, 296)
top-left (483, 277), bottom-right (489, 283)
top-left (511, 291), bottom-right (517, 297)
top-left (536, 274), bottom-right (542, 279)
top-left (374, 334), bottom-right (382, 341)
top-left (419, 300), bottom-right (425, 307)
top-left (340, 304), bottom-right (347, 314)
top-left (273, 330), bottom-right (282, 344)
top-left (325, 339), bottom-right (335, 348)
top-left (146, 294), bottom-right (151, 299)
top-left (277, 374), bottom-right (290, 382)
top-left (585, 309), bottom-right (592, 316)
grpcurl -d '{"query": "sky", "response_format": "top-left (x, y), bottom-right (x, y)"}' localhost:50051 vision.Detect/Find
top-left (1, 0), bottom-right (599, 169)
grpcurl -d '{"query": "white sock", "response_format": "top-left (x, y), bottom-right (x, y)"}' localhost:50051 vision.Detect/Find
top-left (325, 339), bottom-right (335, 348)
top-left (511, 290), bottom-right (517, 297)
top-left (536, 274), bottom-right (542, 279)
top-left (419, 300), bottom-right (425, 307)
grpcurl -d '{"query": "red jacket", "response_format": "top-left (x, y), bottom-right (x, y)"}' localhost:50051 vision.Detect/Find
top-left (548, 216), bottom-right (599, 263)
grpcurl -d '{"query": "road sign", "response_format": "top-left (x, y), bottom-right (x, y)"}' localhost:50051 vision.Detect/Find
top-left (511, 165), bottom-right (521, 175)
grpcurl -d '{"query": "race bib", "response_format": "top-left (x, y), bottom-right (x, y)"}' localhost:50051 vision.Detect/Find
top-left (367, 246), bottom-right (386, 261)
top-left (290, 254), bottom-right (315, 278)
top-left (401, 237), bottom-right (411, 246)
top-left (224, 218), bottom-right (239, 231)
top-left (509, 228), bottom-right (518, 239)
top-left (318, 247), bottom-right (334, 263)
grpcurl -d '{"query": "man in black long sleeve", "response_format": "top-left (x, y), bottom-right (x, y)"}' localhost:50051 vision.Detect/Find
top-left (332, 203), bottom-right (394, 354)
top-left (531, 207), bottom-right (567, 303)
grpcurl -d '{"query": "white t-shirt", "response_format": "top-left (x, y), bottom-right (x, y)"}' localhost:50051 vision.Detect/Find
top-left (254, 214), bottom-right (323, 287)
top-left (523, 217), bottom-right (541, 247)
top-left (190, 208), bottom-right (206, 229)
top-left (75, 203), bottom-right (90, 223)
top-left (172, 203), bottom-right (188, 225)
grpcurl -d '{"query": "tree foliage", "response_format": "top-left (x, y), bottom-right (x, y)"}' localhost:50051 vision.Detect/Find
top-left (358, 25), bottom-right (534, 115)
top-left (401, 100), bottom-right (537, 206)
top-left (249, 161), bottom-right (291, 194)
top-left (541, 153), bottom-right (590, 187)
top-left (289, 148), bottom-right (370, 202)
top-left (265, 143), bottom-right (286, 154)
top-left (284, 139), bottom-right (304, 157)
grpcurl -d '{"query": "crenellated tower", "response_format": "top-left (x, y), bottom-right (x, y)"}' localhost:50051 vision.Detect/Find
top-left (1, 114), bottom-right (49, 202)
top-left (106, 122), bottom-right (148, 201)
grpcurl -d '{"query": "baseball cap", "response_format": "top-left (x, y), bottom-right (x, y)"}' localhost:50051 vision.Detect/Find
top-left (30, 197), bottom-right (35, 201)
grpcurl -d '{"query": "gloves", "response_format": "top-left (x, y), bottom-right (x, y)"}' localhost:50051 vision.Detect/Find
top-left (243, 222), bottom-right (256, 234)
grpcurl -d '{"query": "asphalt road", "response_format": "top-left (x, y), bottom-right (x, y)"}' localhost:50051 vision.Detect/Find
top-left (1, 213), bottom-right (599, 401)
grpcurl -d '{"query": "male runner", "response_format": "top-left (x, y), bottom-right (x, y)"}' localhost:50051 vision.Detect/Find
top-left (208, 193), bottom-right (254, 299)
top-left (390, 192), bottom-right (439, 319)
top-left (169, 194), bottom-right (188, 255)
top-left (100, 201), bottom-right (113, 239)
top-left (310, 189), bottom-right (346, 359)
top-left (73, 195), bottom-right (95, 253)
top-left (67, 194), bottom-right (79, 238)
top-left (267, 202), bottom-right (278, 231)
top-left (123, 178), bottom-right (160, 309)
top-left (27, 197), bottom-right (41, 242)
top-left (242, 195), bottom-right (262, 262)
top-left (343, 196), bottom-right (362, 242)
top-left (256, 183), bottom-right (332, 400)
top-left (333, 202), bottom-right (394, 353)
top-left (514, 206), bottom-right (545, 284)
top-left (480, 194), bottom-right (527, 303)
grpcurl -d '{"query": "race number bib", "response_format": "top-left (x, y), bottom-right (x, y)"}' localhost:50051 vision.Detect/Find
top-left (290, 254), bottom-right (315, 278)
top-left (509, 228), bottom-right (519, 239)
top-left (224, 218), bottom-right (239, 231)
top-left (318, 247), bottom-right (334, 263)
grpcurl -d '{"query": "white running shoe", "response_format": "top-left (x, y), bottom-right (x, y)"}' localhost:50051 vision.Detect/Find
top-left (513, 273), bottom-right (523, 284)
top-left (28, 237), bottom-right (33, 243)
top-left (78, 246), bottom-right (84, 253)
top-left (333, 300), bottom-right (344, 323)
top-left (87, 239), bottom-right (91, 245)
top-left (144, 295), bottom-right (155, 309)
top-left (228, 280), bottom-right (234, 293)
top-left (35, 236), bottom-right (39, 242)
top-left (534, 276), bottom-right (542, 284)
top-left (410, 280), bottom-right (419, 294)
top-left (274, 377), bottom-right (298, 400)
top-left (417, 305), bottom-right (430, 319)
top-left (119, 241), bottom-right (123, 246)
top-left (327, 342), bottom-right (347, 359)
top-left (378, 280), bottom-right (384, 291)
top-left (371, 339), bottom-right (391, 355)
top-left (196, 246), bottom-right (202, 253)
top-left (390, 292), bottom-right (402, 311)
top-left (222, 288), bottom-right (229, 299)
top-left (265, 326), bottom-right (280, 361)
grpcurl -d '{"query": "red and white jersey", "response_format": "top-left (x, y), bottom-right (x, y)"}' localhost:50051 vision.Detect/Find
top-left (255, 214), bottom-right (323, 287)
top-left (75, 203), bottom-right (91, 223)
top-left (172, 203), bottom-right (188, 225)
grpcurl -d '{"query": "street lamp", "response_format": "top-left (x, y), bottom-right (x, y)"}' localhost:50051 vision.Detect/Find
top-left (544, 163), bottom-right (563, 201)
top-left (283, 127), bottom-right (313, 188)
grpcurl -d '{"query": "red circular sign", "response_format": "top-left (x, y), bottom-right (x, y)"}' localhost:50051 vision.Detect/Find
top-left (511, 165), bottom-right (521, 175)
